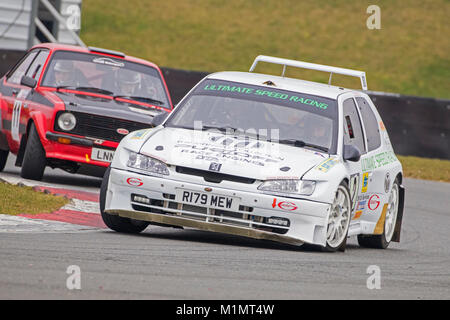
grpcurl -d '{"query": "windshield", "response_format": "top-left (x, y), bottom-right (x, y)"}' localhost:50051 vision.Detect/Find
top-left (41, 50), bottom-right (170, 108)
top-left (166, 79), bottom-right (338, 153)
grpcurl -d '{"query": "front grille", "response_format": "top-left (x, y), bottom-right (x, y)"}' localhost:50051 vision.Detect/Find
top-left (176, 166), bottom-right (256, 184)
top-left (55, 111), bottom-right (151, 142)
top-left (130, 193), bottom-right (289, 235)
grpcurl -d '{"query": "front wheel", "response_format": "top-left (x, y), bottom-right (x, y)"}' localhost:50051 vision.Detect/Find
top-left (323, 181), bottom-right (352, 252)
top-left (20, 123), bottom-right (46, 181)
top-left (100, 167), bottom-right (149, 234)
top-left (358, 178), bottom-right (400, 249)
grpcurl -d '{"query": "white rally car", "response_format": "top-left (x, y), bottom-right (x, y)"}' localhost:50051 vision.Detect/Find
top-left (100, 55), bottom-right (405, 252)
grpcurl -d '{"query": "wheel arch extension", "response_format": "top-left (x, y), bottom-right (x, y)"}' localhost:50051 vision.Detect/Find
top-left (16, 118), bottom-right (44, 167)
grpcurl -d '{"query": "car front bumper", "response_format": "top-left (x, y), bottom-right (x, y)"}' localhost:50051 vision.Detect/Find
top-left (105, 167), bottom-right (332, 247)
top-left (45, 131), bottom-right (118, 168)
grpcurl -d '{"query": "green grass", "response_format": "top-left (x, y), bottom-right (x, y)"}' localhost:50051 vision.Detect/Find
top-left (0, 182), bottom-right (69, 215)
top-left (81, 0), bottom-right (450, 98)
top-left (397, 155), bottom-right (450, 182)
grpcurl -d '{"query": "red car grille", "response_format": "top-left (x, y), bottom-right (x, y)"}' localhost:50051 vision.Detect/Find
top-left (55, 111), bottom-right (151, 142)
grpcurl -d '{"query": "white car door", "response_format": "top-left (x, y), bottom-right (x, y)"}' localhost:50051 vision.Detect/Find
top-left (338, 93), bottom-right (372, 233)
top-left (354, 95), bottom-right (395, 234)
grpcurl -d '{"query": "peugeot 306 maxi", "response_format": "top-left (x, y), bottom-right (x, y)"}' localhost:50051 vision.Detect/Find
top-left (100, 56), bottom-right (404, 252)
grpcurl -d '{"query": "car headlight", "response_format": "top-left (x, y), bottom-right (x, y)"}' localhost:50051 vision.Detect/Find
top-left (57, 112), bottom-right (76, 131)
top-left (258, 179), bottom-right (316, 196)
top-left (127, 152), bottom-right (169, 176)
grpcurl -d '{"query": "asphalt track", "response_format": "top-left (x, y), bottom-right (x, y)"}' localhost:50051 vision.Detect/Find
top-left (0, 155), bottom-right (449, 299)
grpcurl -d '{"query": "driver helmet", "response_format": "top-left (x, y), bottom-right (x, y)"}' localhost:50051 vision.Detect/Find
top-left (54, 60), bottom-right (75, 86)
top-left (116, 70), bottom-right (140, 96)
top-left (303, 113), bottom-right (330, 147)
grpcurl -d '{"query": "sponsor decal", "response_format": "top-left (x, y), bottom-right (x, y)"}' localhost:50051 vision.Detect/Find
top-left (175, 137), bottom-right (284, 167)
top-left (314, 152), bottom-right (326, 158)
top-left (202, 83), bottom-right (329, 110)
top-left (209, 162), bottom-right (222, 172)
top-left (357, 194), bottom-right (370, 201)
top-left (117, 128), bottom-right (129, 135)
top-left (127, 177), bottom-right (143, 187)
top-left (265, 176), bottom-right (300, 180)
top-left (349, 173), bottom-right (360, 211)
top-left (361, 172), bottom-right (370, 193)
top-left (316, 157), bottom-right (339, 173)
top-left (353, 210), bottom-right (363, 220)
top-left (368, 194), bottom-right (380, 211)
top-left (361, 151), bottom-right (397, 172)
top-left (356, 200), bottom-right (366, 211)
top-left (272, 199), bottom-right (298, 211)
top-left (92, 57), bottom-right (124, 67)
top-left (131, 129), bottom-right (151, 140)
top-left (94, 139), bottom-right (105, 145)
top-left (11, 100), bottom-right (22, 141)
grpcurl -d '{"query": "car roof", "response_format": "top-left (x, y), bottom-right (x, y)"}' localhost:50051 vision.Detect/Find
top-left (30, 43), bottom-right (161, 70)
top-left (206, 71), bottom-right (356, 100)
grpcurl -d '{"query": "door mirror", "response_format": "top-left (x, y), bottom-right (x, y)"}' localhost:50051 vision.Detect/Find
top-left (343, 144), bottom-right (361, 162)
top-left (151, 112), bottom-right (169, 127)
top-left (20, 75), bottom-right (37, 89)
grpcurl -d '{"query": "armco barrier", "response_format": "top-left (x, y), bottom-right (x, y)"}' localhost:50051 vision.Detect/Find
top-left (1, 51), bottom-right (449, 159)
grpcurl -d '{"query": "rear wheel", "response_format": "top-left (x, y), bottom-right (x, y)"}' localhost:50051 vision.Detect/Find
top-left (358, 178), bottom-right (400, 249)
top-left (20, 123), bottom-right (46, 181)
top-left (100, 167), bottom-right (149, 233)
top-left (0, 149), bottom-right (8, 172)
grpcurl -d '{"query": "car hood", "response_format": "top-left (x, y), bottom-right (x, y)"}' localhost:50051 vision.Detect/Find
top-left (139, 127), bottom-right (329, 180)
top-left (53, 91), bottom-right (166, 124)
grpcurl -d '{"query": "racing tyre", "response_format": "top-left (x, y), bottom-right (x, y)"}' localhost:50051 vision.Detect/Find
top-left (357, 178), bottom-right (400, 249)
top-left (0, 149), bottom-right (8, 172)
top-left (20, 123), bottom-right (46, 181)
top-left (100, 167), bottom-right (149, 233)
top-left (322, 181), bottom-right (352, 252)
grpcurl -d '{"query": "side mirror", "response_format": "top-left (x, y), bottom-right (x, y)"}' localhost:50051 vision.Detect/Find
top-left (343, 144), bottom-right (361, 162)
top-left (20, 75), bottom-right (37, 89)
top-left (151, 112), bottom-right (169, 127)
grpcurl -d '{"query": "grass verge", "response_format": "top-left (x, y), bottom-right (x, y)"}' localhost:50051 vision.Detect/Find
top-left (0, 182), bottom-right (69, 216)
top-left (82, 0), bottom-right (450, 98)
top-left (397, 155), bottom-right (450, 182)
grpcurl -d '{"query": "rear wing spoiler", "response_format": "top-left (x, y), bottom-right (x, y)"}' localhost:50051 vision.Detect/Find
top-left (249, 55), bottom-right (368, 90)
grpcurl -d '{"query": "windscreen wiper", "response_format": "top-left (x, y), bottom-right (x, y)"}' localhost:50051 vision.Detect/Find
top-left (75, 86), bottom-right (114, 96)
top-left (277, 139), bottom-right (329, 153)
top-left (201, 125), bottom-right (242, 134)
top-left (114, 95), bottom-right (164, 106)
top-left (56, 85), bottom-right (76, 92)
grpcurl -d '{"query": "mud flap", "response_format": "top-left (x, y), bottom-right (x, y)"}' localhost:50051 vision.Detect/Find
top-left (391, 184), bottom-right (405, 242)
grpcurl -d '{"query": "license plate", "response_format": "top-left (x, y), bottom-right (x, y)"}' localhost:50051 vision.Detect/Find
top-left (175, 189), bottom-right (240, 211)
top-left (91, 148), bottom-right (115, 163)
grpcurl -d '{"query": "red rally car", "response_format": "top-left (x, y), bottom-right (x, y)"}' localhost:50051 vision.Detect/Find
top-left (0, 43), bottom-right (173, 180)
